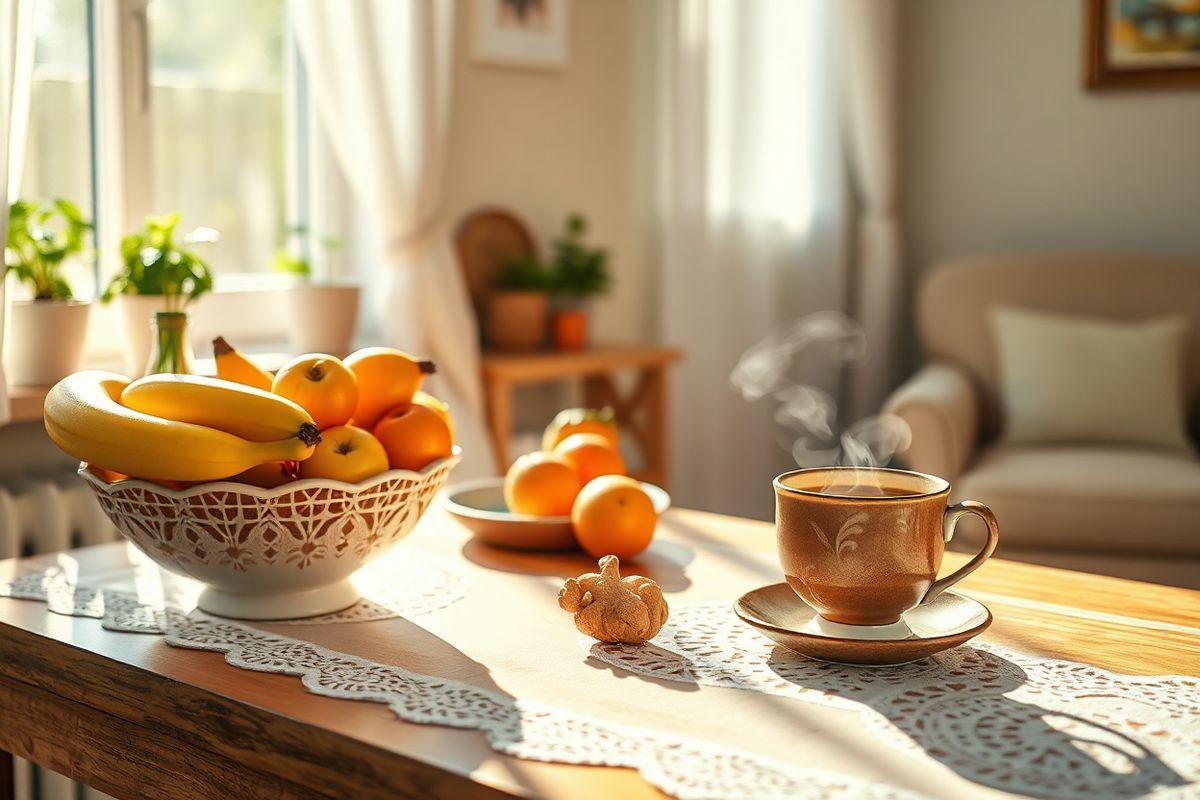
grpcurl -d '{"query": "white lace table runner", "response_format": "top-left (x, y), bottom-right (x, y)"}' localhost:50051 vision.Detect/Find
top-left (0, 573), bottom-right (925, 800)
top-left (583, 601), bottom-right (1200, 800)
top-left (0, 548), bottom-right (469, 628)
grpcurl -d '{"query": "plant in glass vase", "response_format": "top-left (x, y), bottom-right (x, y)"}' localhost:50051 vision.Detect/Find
top-left (273, 223), bottom-right (359, 356)
top-left (486, 254), bottom-right (553, 351)
top-left (548, 213), bottom-right (609, 351)
top-left (4, 198), bottom-right (94, 385)
top-left (102, 212), bottom-right (213, 375)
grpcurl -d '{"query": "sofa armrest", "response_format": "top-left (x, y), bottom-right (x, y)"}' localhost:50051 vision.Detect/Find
top-left (882, 362), bottom-right (980, 483)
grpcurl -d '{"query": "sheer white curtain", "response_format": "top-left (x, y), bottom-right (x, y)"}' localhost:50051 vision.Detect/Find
top-left (0, 0), bottom-right (35, 424)
top-left (290, 0), bottom-right (493, 479)
top-left (841, 0), bottom-right (901, 422)
top-left (657, 0), bottom-right (847, 517)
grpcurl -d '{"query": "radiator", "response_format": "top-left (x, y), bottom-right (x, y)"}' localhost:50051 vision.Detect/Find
top-left (1, 470), bottom-right (122, 800)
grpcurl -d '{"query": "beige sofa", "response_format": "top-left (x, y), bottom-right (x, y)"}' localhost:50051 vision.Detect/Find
top-left (884, 253), bottom-right (1200, 589)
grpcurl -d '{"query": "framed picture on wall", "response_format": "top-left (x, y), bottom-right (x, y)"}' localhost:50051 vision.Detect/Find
top-left (1085, 0), bottom-right (1200, 88)
top-left (472, 0), bottom-right (570, 70)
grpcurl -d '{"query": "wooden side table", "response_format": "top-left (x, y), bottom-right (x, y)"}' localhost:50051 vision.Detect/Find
top-left (481, 344), bottom-right (682, 488)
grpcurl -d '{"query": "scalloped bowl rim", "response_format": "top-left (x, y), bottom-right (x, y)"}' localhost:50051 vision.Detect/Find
top-left (79, 445), bottom-right (463, 499)
top-left (443, 476), bottom-right (671, 524)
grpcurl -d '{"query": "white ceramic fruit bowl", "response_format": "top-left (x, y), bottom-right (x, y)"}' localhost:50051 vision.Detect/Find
top-left (80, 447), bottom-right (460, 620)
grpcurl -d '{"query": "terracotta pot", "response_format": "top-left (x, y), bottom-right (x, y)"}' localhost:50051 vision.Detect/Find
top-left (486, 291), bottom-right (548, 351)
top-left (551, 308), bottom-right (589, 352)
top-left (5, 299), bottom-right (91, 385)
top-left (286, 283), bottom-right (361, 357)
top-left (115, 294), bottom-right (171, 377)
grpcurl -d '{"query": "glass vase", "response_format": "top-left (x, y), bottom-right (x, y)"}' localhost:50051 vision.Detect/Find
top-left (145, 311), bottom-right (196, 375)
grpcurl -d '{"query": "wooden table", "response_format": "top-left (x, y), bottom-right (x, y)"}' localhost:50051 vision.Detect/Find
top-left (0, 507), bottom-right (1197, 800)
top-left (481, 344), bottom-right (682, 486)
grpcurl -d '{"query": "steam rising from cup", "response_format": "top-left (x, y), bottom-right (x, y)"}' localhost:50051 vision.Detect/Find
top-left (729, 312), bottom-right (912, 494)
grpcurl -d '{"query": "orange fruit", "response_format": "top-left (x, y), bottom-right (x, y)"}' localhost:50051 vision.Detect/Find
top-left (504, 452), bottom-right (582, 516)
top-left (297, 425), bottom-right (388, 483)
top-left (372, 404), bottom-right (454, 472)
top-left (271, 354), bottom-right (358, 430)
top-left (571, 475), bottom-right (656, 559)
top-left (229, 461), bottom-right (296, 489)
top-left (542, 407), bottom-right (619, 452)
top-left (553, 432), bottom-right (625, 485)
top-left (413, 390), bottom-right (454, 442)
top-left (344, 347), bottom-right (436, 431)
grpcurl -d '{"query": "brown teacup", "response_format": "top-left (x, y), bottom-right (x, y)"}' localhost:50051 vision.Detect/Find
top-left (773, 467), bottom-right (999, 626)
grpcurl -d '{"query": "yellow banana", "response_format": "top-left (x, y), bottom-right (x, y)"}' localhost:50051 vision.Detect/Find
top-left (120, 373), bottom-right (322, 445)
top-left (213, 336), bottom-right (274, 392)
top-left (44, 371), bottom-right (316, 482)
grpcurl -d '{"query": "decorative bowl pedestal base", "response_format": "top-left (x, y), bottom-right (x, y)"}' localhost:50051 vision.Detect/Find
top-left (197, 578), bottom-right (360, 621)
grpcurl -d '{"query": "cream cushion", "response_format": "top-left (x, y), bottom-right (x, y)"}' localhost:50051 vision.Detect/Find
top-left (991, 307), bottom-right (1191, 451)
top-left (951, 445), bottom-right (1200, 557)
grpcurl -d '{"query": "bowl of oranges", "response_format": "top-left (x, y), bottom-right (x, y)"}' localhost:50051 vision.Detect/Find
top-left (444, 408), bottom-right (670, 556)
top-left (49, 339), bottom-right (458, 620)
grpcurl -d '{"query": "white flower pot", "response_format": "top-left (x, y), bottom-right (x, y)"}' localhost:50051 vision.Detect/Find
top-left (286, 283), bottom-right (361, 357)
top-left (115, 294), bottom-right (170, 376)
top-left (5, 299), bottom-right (91, 386)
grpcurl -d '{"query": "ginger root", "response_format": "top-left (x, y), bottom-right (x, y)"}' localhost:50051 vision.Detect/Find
top-left (558, 555), bottom-right (668, 644)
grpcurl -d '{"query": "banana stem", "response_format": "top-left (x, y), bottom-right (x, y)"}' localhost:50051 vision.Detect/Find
top-left (297, 423), bottom-right (322, 446)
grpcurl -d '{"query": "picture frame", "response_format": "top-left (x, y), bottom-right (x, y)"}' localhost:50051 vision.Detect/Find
top-left (1084, 0), bottom-right (1200, 89)
top-left (472, 0), bottom-right (570, 71)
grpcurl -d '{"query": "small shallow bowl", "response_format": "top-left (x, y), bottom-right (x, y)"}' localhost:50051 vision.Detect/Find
top-left (443, 477), bottom-right (671, 551)
top-left (81, 447), bottom-right (461, 620)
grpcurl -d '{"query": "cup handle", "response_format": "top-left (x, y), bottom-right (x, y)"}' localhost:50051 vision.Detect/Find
top-left (922, 500), bottom-right (999, 604)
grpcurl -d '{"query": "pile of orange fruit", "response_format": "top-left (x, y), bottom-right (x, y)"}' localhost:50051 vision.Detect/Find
top-left (218, 339), bottom-right (454, 488)
top-left (503, 408), bottom-right (658, 559)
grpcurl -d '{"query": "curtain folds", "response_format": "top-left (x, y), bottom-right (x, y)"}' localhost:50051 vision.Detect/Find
top-left (840, 0), bottom-right (902, 422)
top-left (290, 0), bottom-right (493, 478)
top-left (657, 0), bottom-right (847, 518)
top-left (0, 0), bottom-right (37, 425)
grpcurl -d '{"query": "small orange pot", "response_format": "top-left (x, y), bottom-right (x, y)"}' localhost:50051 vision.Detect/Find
top-left (552, 309), bottom-right (589, 351)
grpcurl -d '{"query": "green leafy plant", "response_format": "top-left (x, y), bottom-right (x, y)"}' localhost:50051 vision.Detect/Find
top-left (4, 198), bottom-right (93, 300)
top-left (494, 254), bottom-right (554, 291)
top-left (272, 223), bottom-right (343, 279)
top-left (549, 213), bottom-right (609, 300)
top-left (102, 212), bottom-right (213, 311)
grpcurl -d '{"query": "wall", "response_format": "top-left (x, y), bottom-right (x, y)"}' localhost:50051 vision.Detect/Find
top-left (444, 0), bottom-right (651, 343)
top-left (901, 0), bottom-right (1200, 287)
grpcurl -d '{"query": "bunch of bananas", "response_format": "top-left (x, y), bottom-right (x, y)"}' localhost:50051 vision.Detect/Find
top-left (44, 371), bottom-right (321, 482)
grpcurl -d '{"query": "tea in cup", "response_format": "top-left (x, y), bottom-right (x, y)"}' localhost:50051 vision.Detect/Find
top-left (773, 467), bottom-right (998, 627)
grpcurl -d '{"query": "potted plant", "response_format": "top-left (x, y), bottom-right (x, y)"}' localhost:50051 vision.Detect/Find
top-left (274, 225), bottom-right (358, 356)
top-left (548, 213), bottom-right (609, 351)
top-left (102, 212), bottom-right (213, 376)
top-left (486, 254), bottom-right (552, 351)
top-left (4, 199), bottom-right (94, 385)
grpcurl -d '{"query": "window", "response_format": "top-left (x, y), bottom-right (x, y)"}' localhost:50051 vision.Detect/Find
top-left (20, 0), bottom-right (95, 295)
top-left (17, 0), bottom-right (303, 293)
top-left (148, 0), bottom-right (290, 275)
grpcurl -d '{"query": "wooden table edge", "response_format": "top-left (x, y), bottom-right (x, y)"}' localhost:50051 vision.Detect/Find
top-left (0, 620), bottom-right (518, 800)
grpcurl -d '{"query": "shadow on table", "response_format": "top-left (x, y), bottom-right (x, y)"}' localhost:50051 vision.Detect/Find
top-left (759, 646), bottom-right (1187, 800)
top-left (583, 642), bottom-right (701, 692)
top-left (460, 537), bottom-right (695, 592)
top-left (248, 614), bottom-right (535, 790)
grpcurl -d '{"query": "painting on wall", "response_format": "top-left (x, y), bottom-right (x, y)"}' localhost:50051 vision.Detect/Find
top-left (1085, 0), bottom-right (1200, 88)
top-left (472, 0), bottom-right (570, 70)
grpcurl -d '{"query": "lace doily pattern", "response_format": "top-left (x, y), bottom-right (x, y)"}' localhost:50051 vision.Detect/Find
top-left (585, 602), bottom-right (1200, 800)
top-left (0, 575), bottom-right (924, 800)
top-left (85, 462), bottom-right (454, 572)
top-left (0, 551), bottom-right (468, 630)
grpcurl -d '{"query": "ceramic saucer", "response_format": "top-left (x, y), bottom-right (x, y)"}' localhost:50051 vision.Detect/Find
top-left (443, 478), bottom-right (671, 551)
top-left (734, 583), bottom-right (992, 666)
